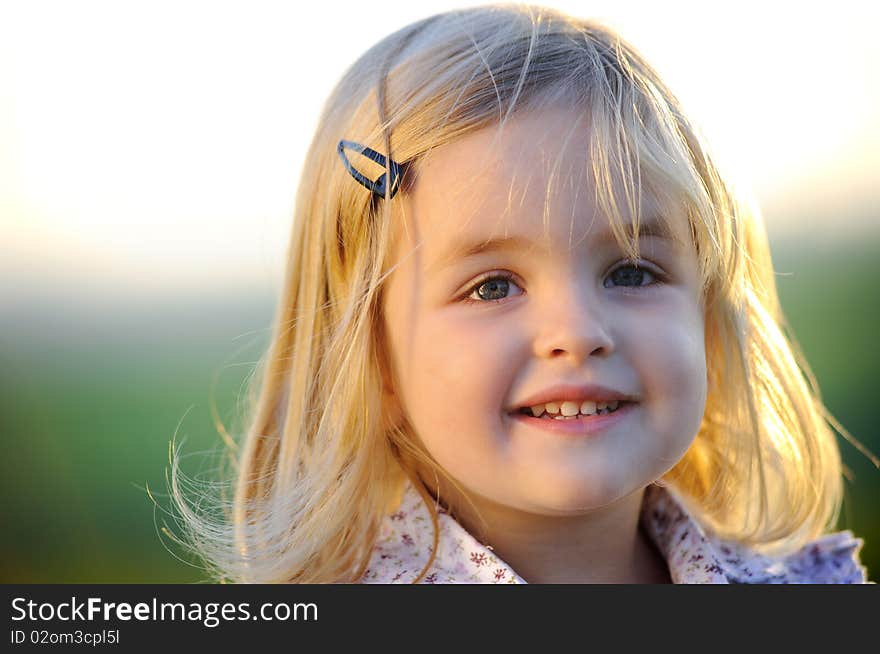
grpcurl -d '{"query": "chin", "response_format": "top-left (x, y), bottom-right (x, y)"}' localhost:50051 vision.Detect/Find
top-left (512, 475), bottom-right (640, 515)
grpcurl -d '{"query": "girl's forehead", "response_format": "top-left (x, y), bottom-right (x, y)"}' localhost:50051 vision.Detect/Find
top-left (398, 108), bottom-right (688, 257)
top-left (414, 107), bottom-right (591, 202)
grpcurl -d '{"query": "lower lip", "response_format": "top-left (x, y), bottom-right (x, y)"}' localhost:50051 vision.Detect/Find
top-left (509, 401), bottom-right (636, 436)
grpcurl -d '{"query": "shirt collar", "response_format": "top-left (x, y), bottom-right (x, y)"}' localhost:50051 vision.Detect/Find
top-left (361, 479), bottom-right (867, 584)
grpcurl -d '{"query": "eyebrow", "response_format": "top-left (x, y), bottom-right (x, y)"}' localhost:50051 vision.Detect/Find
top-left (430, 218), bottom-right (683, 273)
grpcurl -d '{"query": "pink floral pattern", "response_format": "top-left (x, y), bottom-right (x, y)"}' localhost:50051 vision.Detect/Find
top-left (359, 480), bottom-right (870, 584)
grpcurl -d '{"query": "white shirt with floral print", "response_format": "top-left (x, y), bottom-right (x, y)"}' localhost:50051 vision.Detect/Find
top-left (360, 480), bottom-right (869, 584)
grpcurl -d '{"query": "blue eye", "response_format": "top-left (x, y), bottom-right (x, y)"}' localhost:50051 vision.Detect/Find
top-left (604, 263), bottom-right (660, 288)
top-left (462, 272), bottom-right (522, 304)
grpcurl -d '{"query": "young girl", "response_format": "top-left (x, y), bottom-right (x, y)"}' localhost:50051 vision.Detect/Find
top-left (169, 4), bottom-right (870, 583)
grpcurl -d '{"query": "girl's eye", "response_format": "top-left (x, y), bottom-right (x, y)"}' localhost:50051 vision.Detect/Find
top-left (603, 262), bottom-right (661, 289)
top-left (461, 263), bottom-right (663, 305)
top-left (462, 273), bottom-right (523, 304)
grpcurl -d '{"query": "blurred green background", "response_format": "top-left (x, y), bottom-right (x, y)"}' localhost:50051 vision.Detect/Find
top-left (0, 230), bottom-right (877, 583)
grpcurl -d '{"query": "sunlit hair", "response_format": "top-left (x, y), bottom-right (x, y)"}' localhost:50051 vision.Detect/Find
top-left (167, 3), bottom-right (857, 582)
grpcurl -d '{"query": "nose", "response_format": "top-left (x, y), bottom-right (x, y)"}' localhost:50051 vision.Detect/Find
top-left (532, 283), bottom-right (615, 363)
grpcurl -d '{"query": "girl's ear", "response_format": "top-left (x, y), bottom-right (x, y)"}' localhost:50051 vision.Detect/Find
top-left (380, 355), bottom-right (406, 431)
top-left (382, 384), bottom-right (405, 432)
top-left (375, 312), bottom-right (405, 431)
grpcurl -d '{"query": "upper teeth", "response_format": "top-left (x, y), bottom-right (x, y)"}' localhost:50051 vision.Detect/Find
top-left (529, 400), bottom-right (620, 417)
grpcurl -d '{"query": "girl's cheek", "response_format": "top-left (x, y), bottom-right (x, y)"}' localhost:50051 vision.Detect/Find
top-left (637, 312), bottom-right (707, 409)
top-left (417, 318), bottom-right (515, 402)
top-left (617, 295), bottom-right (704, 363)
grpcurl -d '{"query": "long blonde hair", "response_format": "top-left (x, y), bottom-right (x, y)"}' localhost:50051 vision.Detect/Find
top-left (168, 3), bottom-right (860, 582)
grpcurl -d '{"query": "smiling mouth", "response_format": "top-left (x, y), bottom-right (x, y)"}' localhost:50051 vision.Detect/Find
top-left (507, 400), bottom-right (636, 436)
top-left (513, 400), bottom-right (630, 420)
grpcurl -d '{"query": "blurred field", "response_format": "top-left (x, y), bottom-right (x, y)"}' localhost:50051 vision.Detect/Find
top-left (1, 234), bottom-right (877, 583)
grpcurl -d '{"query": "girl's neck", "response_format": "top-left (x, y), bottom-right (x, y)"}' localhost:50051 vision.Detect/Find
top-left (430, 479), bottom-right (671, 584)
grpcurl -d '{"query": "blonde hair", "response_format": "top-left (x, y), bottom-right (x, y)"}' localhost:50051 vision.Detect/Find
top-left (167, 3), bottom-right (862, 582)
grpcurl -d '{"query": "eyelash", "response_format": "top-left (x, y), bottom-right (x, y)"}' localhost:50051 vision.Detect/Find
top-left (460, 262), bottom-right (666, 305)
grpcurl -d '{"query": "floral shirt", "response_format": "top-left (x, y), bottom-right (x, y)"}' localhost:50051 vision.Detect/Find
top-left (360, 480), bottom-right (870, 583)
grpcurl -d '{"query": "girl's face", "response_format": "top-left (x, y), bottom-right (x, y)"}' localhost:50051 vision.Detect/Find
top-left (381, 107), bottom-right (707, 516)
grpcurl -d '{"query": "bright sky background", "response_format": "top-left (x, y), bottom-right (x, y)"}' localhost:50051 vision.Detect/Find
top-left (2, 0), bottom-right (878, 296)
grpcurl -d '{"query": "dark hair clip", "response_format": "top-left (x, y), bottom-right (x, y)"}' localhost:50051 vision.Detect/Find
top-left (338, 140), bottom-right (403, 200)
